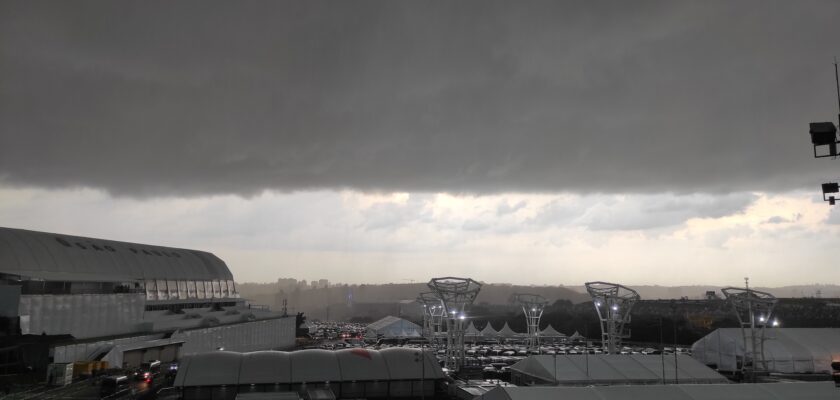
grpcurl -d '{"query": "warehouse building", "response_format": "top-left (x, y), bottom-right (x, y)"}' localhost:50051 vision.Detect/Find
top-left (0, 227), bottom-right (295, 374)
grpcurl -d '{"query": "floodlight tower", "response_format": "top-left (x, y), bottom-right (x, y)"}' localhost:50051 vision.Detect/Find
top-left (807, 58), bottom-right (840, 205)
top-left (511, 293), bottom-right (548, 350)
top-left (417, 291), bottom-right (445, 347)
top-left (585, 281), bottom-right (640, 354)
top-left (721, 282), bottom-right (778, 382)
top-left (428, 277), bottom-right (482, 371)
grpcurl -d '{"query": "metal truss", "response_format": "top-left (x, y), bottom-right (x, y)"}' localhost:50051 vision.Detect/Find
top-left (585, 281), bottom-right (640, 354)
top-left (511, 293), bottom-right (548, 350)
top-left (417, 291), bottom-right (445, 347)
top-left (721, 286), bottom-right (777, 381)
top-left (427, 277), bottom-right (482, 371)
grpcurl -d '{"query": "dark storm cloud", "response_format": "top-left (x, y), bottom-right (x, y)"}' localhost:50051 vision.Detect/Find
top-left (1, 0), bottom-right (839, 197)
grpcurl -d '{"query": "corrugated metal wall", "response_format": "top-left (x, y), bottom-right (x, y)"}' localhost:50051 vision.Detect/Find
top-left (173, 317), bottom-right (296, 355)
top-left (19, 293), bottom-right (144, 338)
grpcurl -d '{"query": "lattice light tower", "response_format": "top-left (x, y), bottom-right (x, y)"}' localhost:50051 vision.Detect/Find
top-left (417, 291), bottom-right (445, 347)
top-left (511, 293), bottom-right (548, 350)
top-left (428, 277), bottom-right (482, 371)
top-left (585, 281), bottom-right (640, 354)
top-left (721, 281), bottom-right (778, 382)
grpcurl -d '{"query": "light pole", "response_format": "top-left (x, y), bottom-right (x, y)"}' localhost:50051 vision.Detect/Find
top-left (807, 59), bottom-right (840, 204)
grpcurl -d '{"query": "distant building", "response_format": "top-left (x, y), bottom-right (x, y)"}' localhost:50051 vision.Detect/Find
top-left (0, 227), bottom-right (295, 374)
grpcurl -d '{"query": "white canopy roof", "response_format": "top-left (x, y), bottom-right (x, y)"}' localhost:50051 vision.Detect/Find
top-left (365, 316), bottom-right (421, 338)
top-left (497, 322), bottom-right (519, 338)
top-left (692, 328), bottom-right (840, 374)
top-left (175, 348), bottom-right (444, 387)
top-left (478, 382), bottom-right (839, 400)
top-left (511, 354), bottom-right (728, 385)
top-left (539, 325), bottom-right (564, 337)
top-left (465, 321), bottom-right (480, 336)
top-left (481, 323), bottom-right (499, 337)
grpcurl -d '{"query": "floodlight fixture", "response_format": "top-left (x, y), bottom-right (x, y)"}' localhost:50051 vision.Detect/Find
top-left (511, 293), bottom-right (549, 350)
top-left (417, 291), bottom-right (445, 346)
top-left (428, 277), bottom-right (482, 371)
top-left (823, 182), bottom-right (839, 205)
top-left (585, 281), bottom-right (640, 354)
top-left (721, 286), bottom-right (777, 381)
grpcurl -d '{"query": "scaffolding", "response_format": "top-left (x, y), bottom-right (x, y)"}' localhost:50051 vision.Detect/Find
top-left (417, 291), bottom-right (445, 347)
top-left (427, 277), bottom-right (482, 371)
top-left (511, 293), bottom-right (548, 350)
top-left (721, 283), bottom-right (777, 381)
top-left (585, 281), bottom-right (640, 354)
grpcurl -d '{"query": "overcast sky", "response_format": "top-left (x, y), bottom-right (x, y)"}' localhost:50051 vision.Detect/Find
top-left (2, 1), bottom-right (840, 287)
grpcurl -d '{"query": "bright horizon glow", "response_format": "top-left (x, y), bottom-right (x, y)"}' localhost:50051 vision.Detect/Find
top-left (1, 186), bottom-right (839, 288)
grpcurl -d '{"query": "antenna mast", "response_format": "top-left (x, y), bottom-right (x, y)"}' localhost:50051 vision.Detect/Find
top-left (834, 57), bottom-right (840, 123)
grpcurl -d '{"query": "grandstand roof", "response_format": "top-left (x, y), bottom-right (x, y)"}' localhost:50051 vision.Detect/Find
top-left (174, 348), bottom-right (444, 387)
top-left (0, 227), bottom-right (232, 282)
top-left (478, 382), bottom-right (838, 400)
top-left (511, 354), bottom-right (728, 385)
top-left (692, 328), bottom-right (840, 374)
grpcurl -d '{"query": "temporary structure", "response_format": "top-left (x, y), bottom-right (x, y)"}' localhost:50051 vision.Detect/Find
top-left (477, 382), bottom-right (838, 400)
top-left (480, 322), bottom-right (499, 338)
top-left (692, 328), bottom-right (840, 374)
top-left (497, 322), bottom-right (519, 338)
top-left (465, 322), bottom-right (481, 341)
top-left (364, 316), bottom-right (422, 338)
top-left (539, 325), bottom-right (565, 338)
top-left (509, 354), bottom-right (728, 386)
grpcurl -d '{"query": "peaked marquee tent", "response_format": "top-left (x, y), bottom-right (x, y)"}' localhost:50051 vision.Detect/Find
top-left (691, 328), bottom-right (840, 374)
top-left (539, 325), bottom-right (565, 338)
top-left (465, 322), bottom-right (481, 341)
top-left (365, 316), bottom-right (422, 338)
top-left (480, 322), bottom-right (499, 338)
top-left (497, 322), bottom-right (519, 338)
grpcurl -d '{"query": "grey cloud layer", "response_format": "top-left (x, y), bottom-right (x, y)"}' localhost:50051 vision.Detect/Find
top-left (1, 1), bottom-right (839, 196)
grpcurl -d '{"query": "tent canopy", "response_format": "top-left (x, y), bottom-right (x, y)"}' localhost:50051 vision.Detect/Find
top-left (365, 316), bottom-right (421, 338)
top-left (510, 354), bottom-right (728, 385)
top-left (691, 328), bottom-right (840, 374)
top-left (497, 322), bottom-right (520, 338)
top-left (175, 348), bottom-right (444, 387)
top-left (481, 322), bottom-right (499, 337)
top-left (539, 325), bottom-right (565, 338)
top-left (478, 382), bottom-right (839, 400)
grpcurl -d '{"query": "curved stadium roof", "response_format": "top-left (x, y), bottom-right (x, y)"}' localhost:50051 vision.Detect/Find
top-left (0, 227), bottom-right (233, 282)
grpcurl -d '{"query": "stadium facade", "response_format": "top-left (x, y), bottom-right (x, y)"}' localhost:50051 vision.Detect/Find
top-left (0, 227), bottom-right (295, 374)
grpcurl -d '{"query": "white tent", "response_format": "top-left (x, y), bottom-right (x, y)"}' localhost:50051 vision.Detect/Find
top-left (465, 322), bottom-right (481, 340)
top-left (692, 328), bottom-right (840, 374)
top-left (509, 354), bottom-right (728, 386)
top-left (497, 322), bottom-right (519, 338)
top-left (364, 316), bottom-right (422, 338)
top-left (539, 325), bottom-right (565, 338)
top-left (481, 323), bottom-right (499, 338)
top-left (478, 382), bottom-right (839, 400)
